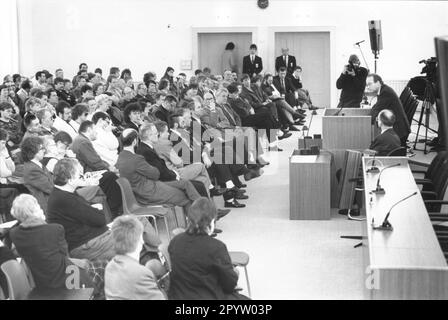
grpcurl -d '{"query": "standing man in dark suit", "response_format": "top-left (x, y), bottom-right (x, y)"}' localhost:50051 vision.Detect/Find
top-left (367, 74), bottom-right (410, 146)
top-left (275, 48), bottom-right (297, 76)
top-left (242, 44), bottom-right (263, 78)
top-left (369, 109), bottom-right (402, 156)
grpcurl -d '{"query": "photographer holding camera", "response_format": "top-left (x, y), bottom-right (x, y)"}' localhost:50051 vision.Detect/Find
top-left (336, 54), bottom-right (369, 108)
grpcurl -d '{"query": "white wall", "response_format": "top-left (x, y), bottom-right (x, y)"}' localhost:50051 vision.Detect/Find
top-left (0, 0), bottom-right (20, 76)
top-left (14, 0), bottom-right (448, 104)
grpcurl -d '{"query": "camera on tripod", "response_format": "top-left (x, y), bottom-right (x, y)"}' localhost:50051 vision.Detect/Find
top-left (419, 57), bottom-right (438, 82)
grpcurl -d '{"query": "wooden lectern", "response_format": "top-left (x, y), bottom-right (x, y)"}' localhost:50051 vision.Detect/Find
top-left (322, 108), bottom-right (374, 206)
top-left (322, 108), bottom-right (372, 150)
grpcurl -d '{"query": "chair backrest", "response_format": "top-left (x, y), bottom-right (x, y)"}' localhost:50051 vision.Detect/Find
top-left (0, 260), bottom-right (33, 300)
top-left (426, 151), bottom-right (448, 181)
top-left (387, 147), bottom-right (407, 157)
top-left (338, 150), bottom-right (363, 210)
top-left (115, 177), bottom-right (142, 215)
top-left (400, 86), bottom-right (413, 109)
top-left (431, 159), bottom-right (448, 198)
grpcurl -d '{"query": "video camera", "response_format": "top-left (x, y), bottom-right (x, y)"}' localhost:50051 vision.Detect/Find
top-left (419, 57), bottom-right (438, 82)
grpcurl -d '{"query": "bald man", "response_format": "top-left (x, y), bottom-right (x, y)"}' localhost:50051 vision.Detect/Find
top-left (336, 54), bottom-right (369, 108)
top-left (275, 48), bottom-right (297, 76)
top-left (369, 109), bottom-right (402, 156)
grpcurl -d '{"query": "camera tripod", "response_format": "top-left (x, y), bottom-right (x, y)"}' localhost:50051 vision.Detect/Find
top-left (412, 79), bottom-right (438, 154)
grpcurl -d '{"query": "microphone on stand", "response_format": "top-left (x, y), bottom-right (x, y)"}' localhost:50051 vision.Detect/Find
top-left (372, 192), bottom-right (418, 231)
top-left (334, 107), bottom-right (345, 116)
top-left (371, 163), bottom-right (401, 194)
top-left (355, 40), bottom-right (365, 46)
top-left (366, 153), bottom-right (379, 173)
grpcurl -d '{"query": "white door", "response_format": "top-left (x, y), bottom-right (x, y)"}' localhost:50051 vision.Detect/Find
top-left (198, 32), bottom-right (252, 76)
top-left (275, 32), bottom-right (330, 108)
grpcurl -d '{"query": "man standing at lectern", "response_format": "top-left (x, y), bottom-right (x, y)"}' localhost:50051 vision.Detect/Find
top-left (336, 54), bottom-right (368, 108)
top-left (366, 73), bottom-right (410, 147)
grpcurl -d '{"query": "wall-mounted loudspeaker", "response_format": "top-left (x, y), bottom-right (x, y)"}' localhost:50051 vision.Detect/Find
top-left (368, 20), bottom-right (383, 53)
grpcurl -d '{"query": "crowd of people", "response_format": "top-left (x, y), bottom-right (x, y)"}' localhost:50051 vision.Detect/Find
top-left (0, 60), bottom-right (317, 300)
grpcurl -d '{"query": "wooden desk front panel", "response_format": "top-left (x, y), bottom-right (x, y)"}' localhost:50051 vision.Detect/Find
top-left (289, 155), bottom-right (331, 220)
top-left (322, 116), bottom-right (372, 150)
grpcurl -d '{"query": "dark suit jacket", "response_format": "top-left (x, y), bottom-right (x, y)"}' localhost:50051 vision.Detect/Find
top-left (272, 76), bottom-right (295, 95)
top-left (275, 55), bottom-right (297, 74)
top-left (47, 188), bottom-right (108, 251)
top-left (371, 85), bottom-right (411, 139)
top-left (136, 142), bottom-right (176, 182)
top-left (153, 106), bottom-right (172, 125)
top-left (71, 134), bottom-right (110, 172)
top-left (242, 55), bottom-right (263, 76)
top-left (369, 128), bottom-right (402, 156)
top-left (290, 76), bottom-right (303, 90)
top-left (168, 232), bottom-right (238, 300)
top-left (23, 161), bottom-right (54, 214)
top-left (217, 103), bottom-right (241, 127)
top-left (10, 221), bottom-right (73, 289)
top-left (240, 86), bottom-right (263, 110)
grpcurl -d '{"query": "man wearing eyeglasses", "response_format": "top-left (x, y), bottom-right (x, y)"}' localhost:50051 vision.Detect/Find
top-left (36, 108), bottom-right (58, 136)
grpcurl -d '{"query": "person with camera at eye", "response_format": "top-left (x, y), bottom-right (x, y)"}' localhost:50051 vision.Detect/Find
top-left (336, 54), bottom-right (368, 108)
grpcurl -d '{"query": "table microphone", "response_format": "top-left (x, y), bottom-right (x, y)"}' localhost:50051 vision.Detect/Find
top-left (334, 107), bottom-right (344, 116)
top-left (372, 191), bottom-right (418, 231)
top-left (355, 40), bottom-right (365, 45)
top-left (366, 153), bottom-right (379, 173)
top-left (371, 163), bottom-right (401, 194)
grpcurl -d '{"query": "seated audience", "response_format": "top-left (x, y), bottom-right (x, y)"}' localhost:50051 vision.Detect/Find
top-left (53, 101), bottom-right (77, 139)
top-left (136, 123), bottom-right (208, 198)
top-left (47, 157), bottom-right (115, 261)
top-left (42, 131), bottom-right (75, 173)
top-left (91, 112), bottom-right (119, 168)
top-left (9, 194), bottom-right (95, 290)
top-left (153, 121), bottom-right (213, 195)
top-left (105, 215), bottom-right (166, 300)
top-left (71, 120), bottom-right (122, 216)
top-left (154, 94), bottom-right (176, 125)
top-left (36, 108), bottom-right (58, 136)
top-left (116, 128), bottom-right (200, 211)
top-left (123, 102), bottom-right (143, 131)
top-left (69, 103), bottom-right (89, 133)
top-left (22, 136), bottom-right (53, 214)
top-left (168, 197), bottom-right (248, 300)
top-left (0, 102), bottom-right (22, 151)
top-left (0, 129), bottom-right (15, 183)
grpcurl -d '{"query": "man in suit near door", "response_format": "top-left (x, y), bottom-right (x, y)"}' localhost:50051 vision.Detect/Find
top-left (242, 44), bottom-right (263, 78)
top-left (275, 48), bottom-right (297, 77)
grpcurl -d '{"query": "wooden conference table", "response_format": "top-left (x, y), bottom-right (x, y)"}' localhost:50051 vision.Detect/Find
top-left (361, 156), bottom-right (448, 299)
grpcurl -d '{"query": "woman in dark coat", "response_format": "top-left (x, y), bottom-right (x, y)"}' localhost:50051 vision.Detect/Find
top-left (168, 197), bottom-right (248, 300)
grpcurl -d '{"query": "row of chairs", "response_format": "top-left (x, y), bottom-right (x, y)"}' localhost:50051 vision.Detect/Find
top-left (410, 151), bottom-right (448, 261)
top-left (116, 177), bottom-right (252, 298)
top-left (1, 259), bottom-right (93, 300)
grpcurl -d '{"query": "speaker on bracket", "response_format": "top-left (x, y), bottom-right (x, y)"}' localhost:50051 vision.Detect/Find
top-left (368, 20), bottom-right (383, 54)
